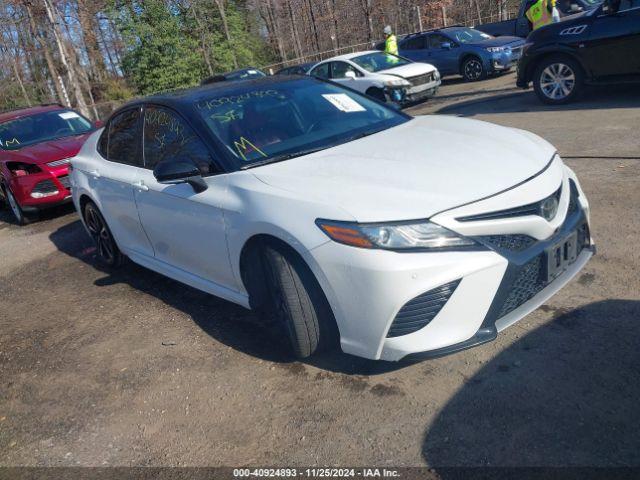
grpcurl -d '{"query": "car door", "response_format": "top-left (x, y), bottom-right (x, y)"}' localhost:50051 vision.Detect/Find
top-left (427, 33), bottom-right (460, 74)
top-left (582, 1), bottom-right (640, 79)
top-left (329, 61), bottom-right (370, 94)
top-left (94, 106), bottom-right (154, 257)
top-left (399, 35), bottom-right (429, 63)
top-left (132, 105), bottom-right (236, 289)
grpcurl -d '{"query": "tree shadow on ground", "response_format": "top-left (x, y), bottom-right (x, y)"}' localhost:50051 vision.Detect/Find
top-left (422, 299), bottom-right (640, 469)
top-left (436, 84), bottom-right (640, 117)
top-left (49, 219), bottom-right (404, 376)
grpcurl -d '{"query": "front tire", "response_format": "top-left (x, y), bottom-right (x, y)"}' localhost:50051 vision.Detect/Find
top-left (5, 186), bottom-right (30, 225)
top-left (533, 56), bottom-right (583, 105)
top-left (462, 57), bottom-right (486, 82)
top-left (83, 201), bottom-right (123, 267)
top-left (262, 243), bottom-right (338, 358)
top-left (366, 87), bottom-right (387, 103)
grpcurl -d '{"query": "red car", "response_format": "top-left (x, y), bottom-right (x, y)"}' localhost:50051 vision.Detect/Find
top-left (0, 104), bottom-right (99, 224)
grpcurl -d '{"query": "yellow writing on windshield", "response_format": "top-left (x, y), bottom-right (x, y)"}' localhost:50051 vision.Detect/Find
top-left (234, 137), bottom-right (267, 161)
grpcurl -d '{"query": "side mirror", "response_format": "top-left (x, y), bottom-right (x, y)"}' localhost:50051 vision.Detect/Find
top-left (344, 70), bottom-right (357, 80)
top-left (153, 159), bottom-right (208, 193)
top-left (441, 42), bottom-right (452, 50)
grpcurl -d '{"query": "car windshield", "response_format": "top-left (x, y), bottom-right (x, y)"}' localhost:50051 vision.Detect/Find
top-left (450, 28), bottom-right (493, 44)
top-left (226, 69), bottom-right (266, 80)
top-left (0, 110), bottom-right (93, 151)
top-left (350, 52), bottom-right (410, 72)
top-left (195, 78), bottom-right (409, 168)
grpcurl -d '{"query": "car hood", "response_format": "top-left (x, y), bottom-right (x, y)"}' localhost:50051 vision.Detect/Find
top-left (474, 36), bottom-right (525, 47)
top-left (379, 62), bottom-right (437, 78)
top-left (2, 133), bottom-right (92, 165)
top-left (251, 116), bottom-right (557, 222)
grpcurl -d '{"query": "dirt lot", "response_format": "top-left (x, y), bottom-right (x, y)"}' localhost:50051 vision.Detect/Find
top-left (1, 73), bottom-right (639, 467)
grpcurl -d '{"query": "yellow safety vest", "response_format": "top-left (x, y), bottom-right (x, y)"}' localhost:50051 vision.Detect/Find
top-left (526, 0), bottom-right (553, 30)
top-left (385, 35), bottom-right (399, 56)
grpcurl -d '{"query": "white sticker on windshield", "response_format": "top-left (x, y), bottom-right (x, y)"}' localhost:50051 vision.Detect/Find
top-left (59, 112), bottom-right (80, 120)
top-left (322, 94), bottom-right (366, 113)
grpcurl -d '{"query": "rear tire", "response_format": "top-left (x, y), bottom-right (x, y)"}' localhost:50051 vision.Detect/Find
top-left (533, 56), bottom-right (584, 105)
top-left (261, 243), bottom-right (338, 358)
top-left (5, 186), bottom-right (30, 226)
top-left (83, 201), bottom-right (124, 268)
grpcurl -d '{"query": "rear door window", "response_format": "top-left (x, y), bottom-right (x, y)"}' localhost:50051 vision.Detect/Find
top-left (402, 36), bottom-right (427, 50)
top-left (106, 107), bottom-right (143, 166)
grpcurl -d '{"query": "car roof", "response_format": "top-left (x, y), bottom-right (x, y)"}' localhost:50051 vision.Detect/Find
top-left (117, 76), bottom-right (309, 113)
top-left (0, 104), bottom-right (65, 124)
top-left (320, 50), bottom-right (381, 62)
top-left (401, 25), bottom-right (470, 40)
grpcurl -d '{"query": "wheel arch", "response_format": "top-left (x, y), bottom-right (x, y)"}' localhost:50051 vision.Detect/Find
top-left (524, 48), bottom-right (586, 84)
top-left (459, 53), bottom-right (483, 74)
top-left (238, 233), bottom-right (341, 336)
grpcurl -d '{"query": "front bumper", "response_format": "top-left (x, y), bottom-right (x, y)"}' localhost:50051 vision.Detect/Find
top-left (489, 50), bottom-right (521, 73)
top-left (309, 163), bottom-right (593, 361)
top-left (9, 165), bottom-right (72, 210)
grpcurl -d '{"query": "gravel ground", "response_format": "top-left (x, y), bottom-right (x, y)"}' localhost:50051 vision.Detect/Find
top-left (1, 73), bottom-right (639, 468)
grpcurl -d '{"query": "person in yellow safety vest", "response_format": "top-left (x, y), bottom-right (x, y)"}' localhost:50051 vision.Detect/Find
top-left (383, 26), bottom-right (398, 56)
top-left (526, 0), bottom-right (557, 30)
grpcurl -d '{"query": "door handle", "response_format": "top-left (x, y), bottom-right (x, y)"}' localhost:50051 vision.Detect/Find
top-left (132, 180), bottom-right (149, 192)
top-left (89, 169), bottom-right (101, 178)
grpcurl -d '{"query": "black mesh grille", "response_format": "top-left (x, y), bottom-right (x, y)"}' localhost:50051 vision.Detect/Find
top-left (31, 179), bottom-right (58, 194)
top-left (387, 280), bottom-right (460, 338)
top-left (478, 234), bottom-right (537, 252)
top-left (497, 222), bottom-right (590, 319)
top-left (498, 256), bottom-right (546, 318)
top-left (408, 72), bottom-right (434, 86)
top-left (58, 175), bottom-right (71, 189)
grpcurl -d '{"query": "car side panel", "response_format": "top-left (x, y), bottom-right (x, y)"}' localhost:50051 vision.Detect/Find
top-left (71, 130), bottom-right (154, 257)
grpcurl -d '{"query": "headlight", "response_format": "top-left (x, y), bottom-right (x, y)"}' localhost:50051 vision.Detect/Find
top-left (383, 78), bottom-right (411, 88)
top-left (486, 47), bottom-right (505, 53)
top-left (7, 162), bottom-right (41, 177)
top-left (316, 219), bottom-right (480, 251)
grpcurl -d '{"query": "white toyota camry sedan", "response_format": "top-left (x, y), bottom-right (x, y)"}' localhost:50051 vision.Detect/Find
top-left (70, 75), bottom-right (594, 361)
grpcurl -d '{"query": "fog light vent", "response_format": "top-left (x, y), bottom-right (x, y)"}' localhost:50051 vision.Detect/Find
top-left (386, 280), bottom-right (460, 338)
top-left (31, 180), bottom-right (59, 198)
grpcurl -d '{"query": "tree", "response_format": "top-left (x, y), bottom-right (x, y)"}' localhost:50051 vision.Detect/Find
top-left (113, 0), bottom-right (205, 95)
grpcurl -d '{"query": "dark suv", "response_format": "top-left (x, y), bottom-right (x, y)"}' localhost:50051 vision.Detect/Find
top-left (517, 0), bottom-right (640, 104)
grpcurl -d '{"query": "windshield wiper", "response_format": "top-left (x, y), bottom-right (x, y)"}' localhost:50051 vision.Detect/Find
top-left (240, 145), bottom-right (331, 170)
top-left (240, 128), bottom-right (383, 170)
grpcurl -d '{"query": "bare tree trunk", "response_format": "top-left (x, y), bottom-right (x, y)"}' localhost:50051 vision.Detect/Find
top-left (306, 0), bottom-right (321, 53)
top-left (42, 0), bottom-right (91, 118)
top-left (362, 0), bottom-right (374, 42)
top-left (329, 0), bottom-right (340, 51)
top-left (190, 2), bottom-right (214, 75)
top-left (214, 0), bottom-right (238, 69)
top-left (24, 1), bottom-right (67, 105)
top-left (77, 0), bottom-right (106, 82)
top-left (287, 1), bottom-right (303, 59)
